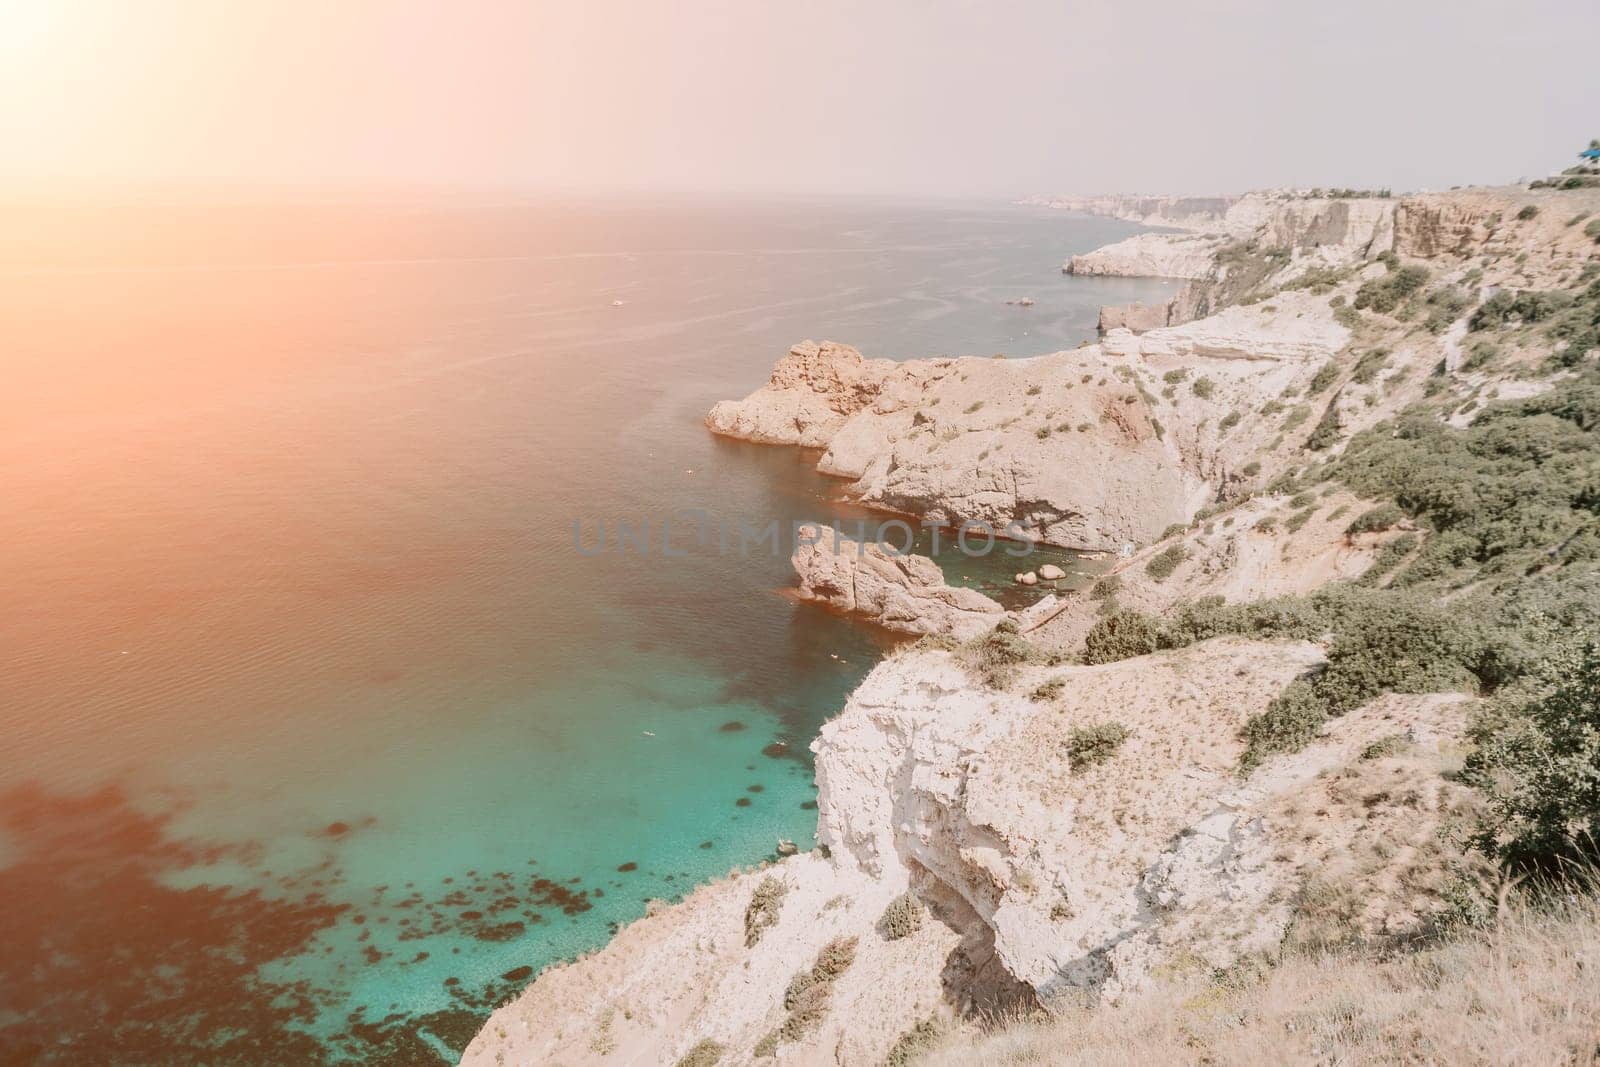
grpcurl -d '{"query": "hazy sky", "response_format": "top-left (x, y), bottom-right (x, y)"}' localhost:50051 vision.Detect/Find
top-left (3, 0), bottom-right (1596, 197)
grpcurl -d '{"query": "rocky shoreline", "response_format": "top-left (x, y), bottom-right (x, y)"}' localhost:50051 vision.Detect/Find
top-left (465, 182), bottom-right (1600, 1065)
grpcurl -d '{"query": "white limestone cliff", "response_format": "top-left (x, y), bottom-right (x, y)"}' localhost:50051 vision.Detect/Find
top-left (1018, 193), bottom-right (1240, 231)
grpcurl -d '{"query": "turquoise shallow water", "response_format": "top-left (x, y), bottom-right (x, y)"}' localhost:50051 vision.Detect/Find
top-left (0, 194), bottom-right (1174, 1063)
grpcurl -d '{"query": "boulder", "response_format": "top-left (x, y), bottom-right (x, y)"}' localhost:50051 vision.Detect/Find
top-left (792, 524), bottom-right (1003, 638)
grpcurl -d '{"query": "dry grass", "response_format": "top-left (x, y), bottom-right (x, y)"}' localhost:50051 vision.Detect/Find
top-left (917, 894), bottom-right (1600, 1066)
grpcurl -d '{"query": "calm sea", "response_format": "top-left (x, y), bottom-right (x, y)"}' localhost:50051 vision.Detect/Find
top-left (0, 192), bottom-right (1173, 1064)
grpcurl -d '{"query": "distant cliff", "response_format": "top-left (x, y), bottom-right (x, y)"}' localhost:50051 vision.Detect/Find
top-left (1018, 192), bottom-right (1240, 231)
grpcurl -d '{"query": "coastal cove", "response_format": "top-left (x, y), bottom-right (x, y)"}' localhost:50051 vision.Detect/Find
top-left (0, 195), bottom-right (1175, 1063)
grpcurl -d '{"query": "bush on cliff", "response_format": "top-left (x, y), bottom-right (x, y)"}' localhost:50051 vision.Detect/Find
top-left (1238, 591), bottom-right (1490, 769)
top-left (1305, 395), bottom-right (1343, 451)
top-left (1334, 365), bottom-right (1600, 587)
top-left (957, 619), bottom-right (1061, 688)
top-left (1082, 610), bottom-right (1162, 664)
top-left (1345, 503), bottom-right (1404, 536)
top-left (1465, 637), bottom-right (1600, 877)
top-left (1067, 723), bottom-right (1130, 769)
top-left (1079, 588), bottom-right (1505, 769)
top-left (745, 877), bottom-right (787, 947)
top-left (1145, 544), bottom-right (1188, 582)
top-left (674, 1040), bottom-right (725, 1067)
top-left (879, 892), bottom-right (925, 941)
top-left (1308, 361), bottom-right (1339, 395)
top-left (763, 936), bottom-right (859, 1053)
top-left (1469, 288), bottom-right (1576, 332)
top-left (883, 1017), bottom-right (944, 1067)
top-left (1354, 264), bottom-right (1429, 314)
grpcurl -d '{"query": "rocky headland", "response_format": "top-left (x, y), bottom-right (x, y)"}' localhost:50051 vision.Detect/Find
top-left (467, 182), bottom-right (1600, 1065)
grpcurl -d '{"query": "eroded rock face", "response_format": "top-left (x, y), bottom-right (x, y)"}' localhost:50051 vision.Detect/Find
top-left (791, 524), bottom-right (1004, 638)
top-left (1253, 196), bottom-right (1396, 258)
top-left (1395, 193), bottom-right (1507, 258)
top-left (813, 639), bottom-right (1330, 1005)
top-left (1098, 300), bottom-right (1176, 334)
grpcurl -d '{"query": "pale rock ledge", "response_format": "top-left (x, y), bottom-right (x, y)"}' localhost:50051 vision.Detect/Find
top-left (1064, 231), bottom-right (1226, 280)
top-left (706, 290), bottom-right (1349, 551)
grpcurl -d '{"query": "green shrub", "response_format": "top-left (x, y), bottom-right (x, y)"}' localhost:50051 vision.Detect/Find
top-left (1353, 264), bottom-right (1429, 314)
top-left (1240, 590), bottom-right (1489, 769)
top-left (1082, 610), bottom-right (1162, 664)
top-left (675, 1039), bottom-right (726, 1067)
top-left (1335, 364), bottom-right (1600, 581)
top-left (1516, 204), bottom-right (1540, 221)
top-left (1191, 376), bottom-right (1216, 399)
top-left (1067, 722), bottom-right (1130, 769)
top-left (1360, 733), bottom-right (1410, 760)
top-left (1307, 362), bottom-right (1339, 395)
top-left (963, 401), bottom-right (984, 414)
top-left (1163, 368), bottom-right (1189, 384)
top-left (1465, 637), bottom-right (1600, 875)
top-left (1424, 285), bottom-right (1473, 332)
top-left (1350, 349), bottom-right (1390, 385)
top-left (1344, 504), bottom-right (1404, 536)
top-left (1469, 289), bottom-right (1576, 332)
top-left (1461, 340), bottom-right (1500, 372)
top-left (1219, 411), bottom-right (1242, 432)
top-left (1240, 681), bottom-right (1326, 767)
top-left (1355, 532), bottom-right (1417, 587)
top-left (879, 893), bottom-right (924, 941)
top-left (745, 878), bottom-right (787, 946)
top-left (1089, 574), bottom-right (1121, 600)
top-left (956, 620), bottom-right (1052, 688)
top-left (1145, 544), bottom-right (1188, 581)
top-left (1026, 384), bottom-right (1042, 396)
top-left (1305, 395), bottom-right (1343, 451)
